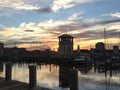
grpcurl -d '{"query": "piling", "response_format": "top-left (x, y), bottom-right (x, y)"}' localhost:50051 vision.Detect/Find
top-left (29, 65), bottom-right (36, 88)
top-left (5, 62), bottom-right (12, 81)
top-left (70, 69), bottom-right (78, 90)
top-left (110, 62), bottom-right (112, 77)
top-left (0, 61), bottom-right (3, 72)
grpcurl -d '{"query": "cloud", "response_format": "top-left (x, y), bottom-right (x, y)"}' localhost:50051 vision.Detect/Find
top-left (19, 13), bottom-right (120, 39)
top-left (96, 19), bottom-right (120, 25)
top-left (1, 12), bottom-right (120, 49)
top-left (0, 24), bottom-right (6, 31)
top-left (0, 0), bottom-right (39, 10)
top-left (74, 0), bottom-right (97, 3)
top-left (52, 0), bottom-right (74, 12)
top-left (110, 12), bottom-right (120, 18)
top-left (0, 0), bottom-right (97, 13)
top-left (52, 0), bottom-right (97, 12)
top-left (35, 7), bottom-right (52, 13)
top-left (0, 0), bottom-right (51, 13)
top-left (72, 29), bottom-right (120, 41)
top-left (24, 29), bottom-right (34, 32)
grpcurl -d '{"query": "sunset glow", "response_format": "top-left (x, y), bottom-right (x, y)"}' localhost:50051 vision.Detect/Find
top-left (0, 0), bottom-right (120, 50)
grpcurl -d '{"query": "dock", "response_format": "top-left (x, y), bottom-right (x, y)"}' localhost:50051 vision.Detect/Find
top-left (0, 77), bottom-right (51, 90)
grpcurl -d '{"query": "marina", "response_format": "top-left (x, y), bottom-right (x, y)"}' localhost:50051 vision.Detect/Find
top-left (0, 62), bottom-right (120, 90)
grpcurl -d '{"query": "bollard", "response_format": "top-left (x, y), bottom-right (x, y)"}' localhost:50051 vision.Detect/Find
top-left (5, 62), bottom-right (12, 81)
top-left (70, 69), bottom-right (78, 90)
top-left (29, 65), bottom-right (36, 88)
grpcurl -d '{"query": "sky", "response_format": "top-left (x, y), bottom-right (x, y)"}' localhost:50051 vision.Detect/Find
top-left (0, 0), bottom-right (120, 50)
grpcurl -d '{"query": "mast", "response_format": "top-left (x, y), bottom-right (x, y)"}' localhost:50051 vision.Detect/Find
top-left (118, 33), bottom-right (120, 48)
top-left (104, 28), bottom-right (106, 50)
top-left (14, 41), bottom-right (17, 47)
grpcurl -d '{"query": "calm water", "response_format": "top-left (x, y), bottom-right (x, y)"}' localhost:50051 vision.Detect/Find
top-left (0, 62), bottom-right (120, 90)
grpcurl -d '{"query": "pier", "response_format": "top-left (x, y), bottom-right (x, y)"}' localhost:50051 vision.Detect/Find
top-left (0, 77), bottom-right (51, 90)
top-left (0, 62), bottom-right (52, 90)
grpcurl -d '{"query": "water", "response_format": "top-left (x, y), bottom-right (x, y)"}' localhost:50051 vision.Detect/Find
top-left (0, 62), bottom-right (120, 90)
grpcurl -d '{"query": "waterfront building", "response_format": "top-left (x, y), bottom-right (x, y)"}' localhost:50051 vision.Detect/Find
top-left (95, 42), bottom-right (105, 53)
top-left (113, 45), bottom-right (119, 57)
top-left (92, 42), bottom-right (106, 61)
top-left (58, 34), bottom-right (74, 57)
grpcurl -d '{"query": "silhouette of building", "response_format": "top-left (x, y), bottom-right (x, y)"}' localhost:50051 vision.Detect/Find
top-left (95, 42), bottom-right (105, 52)
top-left (58, 34), bottom-right (74, 57)
top-left (113, 45), bottom-right (119, 56)
top-left (4, 47), bottom-right (27, 60)
top-left (90, 42), bottom-right (106, 61)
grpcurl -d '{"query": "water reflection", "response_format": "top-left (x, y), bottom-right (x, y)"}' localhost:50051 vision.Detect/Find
top-left (0, 62), bottom-right (120, 90)
top-left (59, 64), bottom-right (72, 88)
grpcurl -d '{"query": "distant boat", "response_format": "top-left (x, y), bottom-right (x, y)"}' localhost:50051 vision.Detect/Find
top-left (75, 54), bottom-right (92, 64)
top-left (74, 54), bottom-right (92, 68)
top-left (75, 55), bottom-right (91, 61)
top-left (75, 56), bottom-right (85, 61)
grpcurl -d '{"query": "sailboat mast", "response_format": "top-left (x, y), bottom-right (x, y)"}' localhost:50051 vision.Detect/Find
top-left (118, 33), bottom-right (120, 49)
top-left (104, 28), bottom-right (106, 49)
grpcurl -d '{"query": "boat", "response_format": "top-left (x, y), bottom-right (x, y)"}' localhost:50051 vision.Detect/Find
top-left (75, 55), bottom-right (90, 61)
top-left (75, 54), bottom-right (91, 61)
top-left (74, 54), bottom-right (92, 67)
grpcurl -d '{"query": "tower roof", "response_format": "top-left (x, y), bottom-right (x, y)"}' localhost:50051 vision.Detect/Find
top-left (58, 34), bottom-right (74, 38)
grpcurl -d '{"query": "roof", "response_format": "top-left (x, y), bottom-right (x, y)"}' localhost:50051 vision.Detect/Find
top-left (58, 34), bottom-right (74, 38)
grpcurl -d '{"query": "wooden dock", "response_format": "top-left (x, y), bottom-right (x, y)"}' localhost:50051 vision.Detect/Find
top-left (0, 77), bottom-right (52, 90)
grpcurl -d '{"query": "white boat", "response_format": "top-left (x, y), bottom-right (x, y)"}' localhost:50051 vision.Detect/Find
top-left (75, 56), bottom-right (86, 61)
top-left (75, 55), bottom-right (91, 61)
top-left (74, 55), bottom-right (92, 67)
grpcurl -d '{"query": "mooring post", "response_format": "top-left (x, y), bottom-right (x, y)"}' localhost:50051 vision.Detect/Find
top-left (29, 65), bottom-right (36, 88)
top-left (70, 69), bottom-right (78, 90)
top-left (5, 62), bottom-right (12, 81)
top-left (110, 61), bottom-right (112, 77)
top-left (0, 61), bottom-right (3, 72)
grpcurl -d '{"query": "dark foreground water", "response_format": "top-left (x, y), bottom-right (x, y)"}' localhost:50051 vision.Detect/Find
top-left (0, 63), bottom-right (120, 90)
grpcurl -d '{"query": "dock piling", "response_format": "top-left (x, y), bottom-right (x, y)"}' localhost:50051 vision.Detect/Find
top-left (5, 62), bottom-right (12, 81)
top-left (70, 69), bottom-right (78, 90)
top-left (29, 65), bottom-right (36, 88)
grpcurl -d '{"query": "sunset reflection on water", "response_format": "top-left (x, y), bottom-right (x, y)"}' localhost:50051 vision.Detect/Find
top-left (0, 63), bottom-right (120, 90)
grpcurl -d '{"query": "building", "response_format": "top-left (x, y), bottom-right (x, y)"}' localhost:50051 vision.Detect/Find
top-left (58, 34), bottom-right (74, 57)
top-left (95, 42), bottom-right (105, 52)
top-left (3, 47), bottom-right (27, 60)
top-left (91, 42), bottom-right (106, 60)
top-left (113, 45), bottom-right (119, 56)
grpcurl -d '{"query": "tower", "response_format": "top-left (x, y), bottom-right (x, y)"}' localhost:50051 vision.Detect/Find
top-left (58, 34), bottom-right (74, 57)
